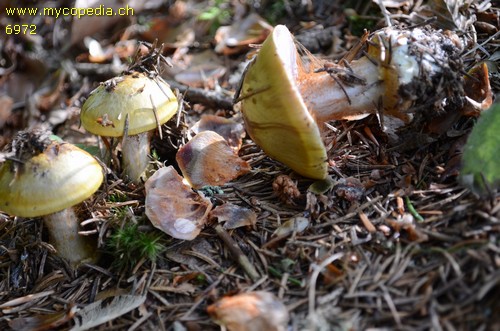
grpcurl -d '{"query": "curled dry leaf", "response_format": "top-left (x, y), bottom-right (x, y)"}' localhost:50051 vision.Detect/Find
top-left (176, 131), bottom-right (251, 189)
top-left (165, 50), bottom-right (226, 88)
top-left (191, 114), bottom-right (246, 151)
top-left (273, 216), bottom-right (309, 237)
top-left (209, 203), bottom-right (257, 229)
top-left (462, 62), bottom-right (493, 116)
top-left (207, 291), bottom-right (289, 331)
top-left (145, 166), bottom-right (212, 240)
top-left (174, 63), bottom-right (226, 88)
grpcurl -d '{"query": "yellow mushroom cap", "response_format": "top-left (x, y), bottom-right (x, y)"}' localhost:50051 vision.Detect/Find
top-left (0, 141), bottom-right (104, 218)
top-left (240, 25), bottom-right (327, 179)
top-left (80, 72), bottom-right (178, 137)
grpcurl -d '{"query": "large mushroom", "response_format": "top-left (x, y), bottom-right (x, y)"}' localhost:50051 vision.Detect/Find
top-left (238, 25), bottom-right (465, 179)
top-left (0, 129), bottom-right (104, 266)
top-left (81, 72), bottom-right (178, 182)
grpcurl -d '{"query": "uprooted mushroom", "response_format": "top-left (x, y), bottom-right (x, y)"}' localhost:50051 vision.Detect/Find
top-left (237, 25), bottom-right (489, 179)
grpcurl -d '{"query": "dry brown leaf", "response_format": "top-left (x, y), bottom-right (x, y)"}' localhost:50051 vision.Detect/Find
top-left (209, 203), bottom-right (257, 229)
top-left (191, 114), bottom-right (246, 151)
top-left (273, 216), bottom-right (309, 237)
top-left (214, 13), bottom-right (272, 55)
top-left (145, 166), bottom-right (212, 240)
top-left (168, 50), bottom-right (226, 88)
top-left (462, 62), bottom-right (493, 116)
top-left (176, 131), bottom-right (251, 189)
top-left (207, 291), bottom-right (289, 331)
top-left (174, 63), bottom-right (226, 87)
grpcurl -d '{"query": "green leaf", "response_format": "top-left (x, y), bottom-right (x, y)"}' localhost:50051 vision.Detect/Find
top-left (460, 103), bottom-right (500, 195)
top-left (308, 176), bottom-right (334, 194)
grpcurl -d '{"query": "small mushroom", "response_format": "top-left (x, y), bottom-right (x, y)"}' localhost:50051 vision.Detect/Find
top-left (81, 72), bottom-right (178, 182)
top-left (0, 129), bottom-right (104, 266)
top-left (238, 25), bottom-right (465, 179)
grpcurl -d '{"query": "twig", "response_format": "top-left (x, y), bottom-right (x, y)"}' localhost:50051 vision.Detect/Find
top-left (180, 266), bottom-right (235, 320)
top-left (315, 196), bottom-right (383, 229)
top-left (166, 80), bottom-right (234, 110)
top-left (214, 224), bottom-right (260, 281)
top-left (0, 290), bottom-right (55, 309)
top-left (359, 211), bottom-right (377, 233)
top-left (308, 252), bottom-right (344, 327)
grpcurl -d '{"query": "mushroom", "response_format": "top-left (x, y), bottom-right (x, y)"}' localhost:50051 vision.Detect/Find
top-left (237, 25), bottom-right (464, 179)
top-left (0, 129), bottom-right (104, 266)
top-left (81, 72), bottom-right (178, 182)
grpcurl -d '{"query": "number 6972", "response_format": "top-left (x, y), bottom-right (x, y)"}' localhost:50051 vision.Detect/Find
top-left (5, 24), bottom-right (37, 35)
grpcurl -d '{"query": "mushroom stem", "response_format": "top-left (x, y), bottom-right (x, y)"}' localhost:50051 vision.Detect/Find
top-left (121, 131), bottom-right (152, 183)
top-left (293, 26), bottom-right (463, 126)
top-left (298, 57), bottom-right (383, 123)
top-left (43, 208), bottom-right (96, 267)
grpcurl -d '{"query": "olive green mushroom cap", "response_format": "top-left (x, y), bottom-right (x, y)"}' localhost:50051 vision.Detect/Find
top-left (80, 72), bottom-right (178, 137)
top-left (0, 141), bottom-right (104, 218)
top-left (240, 25), bottom-right (327, 179)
